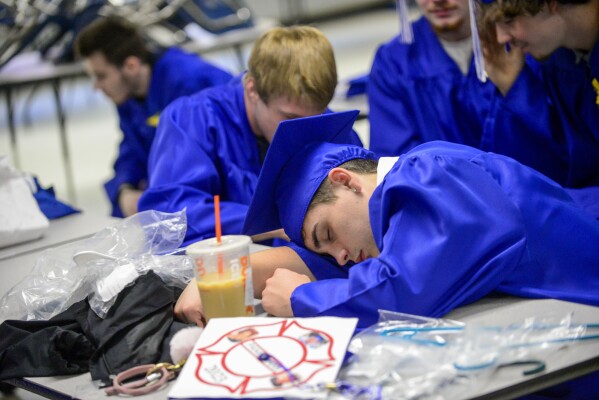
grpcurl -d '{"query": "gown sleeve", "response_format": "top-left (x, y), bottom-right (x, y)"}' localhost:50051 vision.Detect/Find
top-left (285, 241), bottom-right (350, 281)
top-left (368, 42), bottom-right (423, 156)
top-left (104, 107), bottom-right (151, 217)
top-left (480, 62), bottom-right (569, 184)
top-left (137, 96), bottom-right (250, 243)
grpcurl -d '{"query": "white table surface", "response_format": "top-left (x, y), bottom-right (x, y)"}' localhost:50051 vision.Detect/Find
top-left (3, 298), bottom-right (595, 400)
top-left (0, 213), bottom-right (118, 300)
top-left (3, 242), bottom-right (270, 399)
top-left (3, 234), bottom-right (598, 400)
top-left (0, 212), bottom-right (118, 262)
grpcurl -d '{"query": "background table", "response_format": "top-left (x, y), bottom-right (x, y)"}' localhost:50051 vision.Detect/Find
top-left (0, 212), bottom-right (117, 262)
top-left (0, 58), bottom-right (87, 203)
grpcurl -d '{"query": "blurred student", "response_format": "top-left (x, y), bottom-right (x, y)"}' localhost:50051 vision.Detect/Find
top-left (369, 0), bottom-right (490, 154)
top-left (137, 26), bottom-right (362, 244)
top-left (475, 0), bottom-right (599, 213)
top-left (241, 112), bottom-right (599, 329)
top-left (368, 0), bottom-right (576, 191)
top-left (75, 16), bottom-right (233, 217)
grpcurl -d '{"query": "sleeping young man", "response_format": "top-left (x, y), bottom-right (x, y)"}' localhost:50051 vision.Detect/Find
top-left (241, 111), bottom-right (599, 329)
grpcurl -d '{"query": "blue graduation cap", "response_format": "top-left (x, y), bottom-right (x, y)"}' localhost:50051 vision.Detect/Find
top-left (242, 110), bottom-right (377, 246)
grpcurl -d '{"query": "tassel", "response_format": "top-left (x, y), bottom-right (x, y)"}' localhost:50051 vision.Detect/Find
top-left (469, 0), bottom-right (487, 82)
top-left (396, 0), bottom-right (414, 44)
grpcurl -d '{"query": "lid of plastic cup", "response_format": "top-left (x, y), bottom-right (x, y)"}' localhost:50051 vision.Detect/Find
top-left (186, 235), bottom-right (251, 255)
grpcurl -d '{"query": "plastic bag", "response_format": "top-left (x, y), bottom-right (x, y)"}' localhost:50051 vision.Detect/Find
top-left (0, 155), bottom-right (49, 248)
top-left (0, 210), bottom-right (194, 321)
top-left (329, 310), bottom-right (594, 400)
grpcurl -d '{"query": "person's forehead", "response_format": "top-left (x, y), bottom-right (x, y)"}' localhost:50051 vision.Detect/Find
top-left (268, 96), bottom-right (322, 116)
top-left (84, 52), bottom-right (116, 73)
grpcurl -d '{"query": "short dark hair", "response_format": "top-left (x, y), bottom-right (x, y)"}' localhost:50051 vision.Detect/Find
top-left (75, 16), bottom-right (151, 67)
top-left (477, 0), bottom-right (587, 50)
top-left (478, 0), bottom-right (590, 28)
top-left (309, 158), bottom-right (378, 210)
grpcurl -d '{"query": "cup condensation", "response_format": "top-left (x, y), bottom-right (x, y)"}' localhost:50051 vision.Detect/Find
top-left (186, 235), bottom-right (255, 321)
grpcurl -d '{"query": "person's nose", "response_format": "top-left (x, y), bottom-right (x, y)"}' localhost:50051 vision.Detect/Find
top-left (495, 23), bottom-right (512, 45)
top-left (332, 245), bottom-right (351, 266)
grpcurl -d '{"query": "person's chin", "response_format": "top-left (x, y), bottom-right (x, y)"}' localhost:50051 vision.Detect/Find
top-left (113, 97), bottom-right (128, 106)
top-left (431, 19), bottom-right (463, 34)
top-left (527, 48), bottom-right (551, 61)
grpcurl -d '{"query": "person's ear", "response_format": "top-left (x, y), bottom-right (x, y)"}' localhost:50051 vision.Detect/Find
top-left (329, 168), bottom-right (361, 193)
top-left (244, 76), bottom-right (260, 103)
top-left (121, 56), bottom-right (141, 75)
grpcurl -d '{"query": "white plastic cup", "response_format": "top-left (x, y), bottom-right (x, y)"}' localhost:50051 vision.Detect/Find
top-left (186, 235), bottom-right (255, 321)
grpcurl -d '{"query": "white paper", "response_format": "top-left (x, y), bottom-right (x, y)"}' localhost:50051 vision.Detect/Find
top-left (169, 316), bottom-right (358, 399)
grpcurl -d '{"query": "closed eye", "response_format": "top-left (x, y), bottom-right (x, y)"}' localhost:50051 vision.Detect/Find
top-left (312, 222), bottom-right (321, 250)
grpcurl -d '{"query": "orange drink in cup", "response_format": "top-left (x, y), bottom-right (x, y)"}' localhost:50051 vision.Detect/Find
top-left (187, 235), bottom-right (255, 321)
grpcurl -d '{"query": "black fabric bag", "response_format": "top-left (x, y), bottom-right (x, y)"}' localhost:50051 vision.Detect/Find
top-left (0, 270), bottom-right (187, 386)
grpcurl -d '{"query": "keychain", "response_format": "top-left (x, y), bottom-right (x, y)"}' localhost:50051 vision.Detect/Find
top-left (105, 358), bottom-right (186, 396)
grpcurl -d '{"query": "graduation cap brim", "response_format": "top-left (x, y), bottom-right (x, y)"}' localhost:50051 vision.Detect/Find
top-left (242, 110), bottom-right (361, 239)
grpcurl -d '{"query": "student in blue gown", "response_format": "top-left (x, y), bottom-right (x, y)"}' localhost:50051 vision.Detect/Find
top-left (369, 0), bottom-right (494, 155)
top-left (240, 111), bottom-right (599, 330)
top-left (368, 0), bottom-right (599, 209)
top-left (75, 17), bottom-right (233, 217)
top-left (137, 26), bottom-right (362, 245)
top-left (475, 0), bottom-right (599, 214)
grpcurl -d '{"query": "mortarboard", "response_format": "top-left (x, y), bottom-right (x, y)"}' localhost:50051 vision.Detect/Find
top-left (242, 110), bottom-right (377, 246)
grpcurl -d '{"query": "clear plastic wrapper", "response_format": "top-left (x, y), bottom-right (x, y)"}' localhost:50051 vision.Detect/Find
top-left (323, 310), bottom-right (595, 400)
top-left (0, 210), bottom-right (194, 321)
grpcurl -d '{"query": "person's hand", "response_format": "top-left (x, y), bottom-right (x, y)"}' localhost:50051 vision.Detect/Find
top-left (251, 247), bottom-right (314, 296)
top-left (478, 20), bottom-right (525, 96)
top-left (174, 278), bottom-right (205, 327)
top-left (261, 269), bottom-right (311, 317)
top-left (118, 186), bottom-right (143, 217)
top-left (484, 42), bottom-right (525, 96)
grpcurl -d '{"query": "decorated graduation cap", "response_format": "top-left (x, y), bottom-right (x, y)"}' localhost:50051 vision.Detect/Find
top-left (242, 110), bottom-right (377, 246)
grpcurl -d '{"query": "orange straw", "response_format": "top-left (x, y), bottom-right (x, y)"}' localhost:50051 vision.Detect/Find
top-left (214, 195), bottom-right (223, 275)
top-left (214, 195), bottom-right (222, 244)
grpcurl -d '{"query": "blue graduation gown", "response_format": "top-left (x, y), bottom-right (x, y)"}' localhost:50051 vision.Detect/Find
top-left (291, 141), bottom-right (599, 328)
top-left (138, 77), bottom-right (363, 244)
top-left (105, 48), bottom-right (233, 217)
top-left (137, 77), bottom-right (260, 244)
top-left (368, 18), bottom-right (493, 156)
top-left (368, 17), bottom-right (597, 191)
top-left (481, 43), bottom-right (599, 189)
